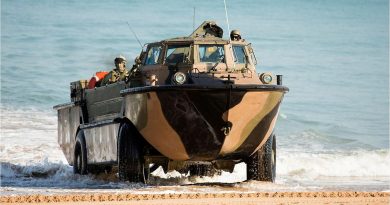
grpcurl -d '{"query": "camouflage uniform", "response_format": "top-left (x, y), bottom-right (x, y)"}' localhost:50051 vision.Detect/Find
top-left (101, 68), bottom-right (129, 85)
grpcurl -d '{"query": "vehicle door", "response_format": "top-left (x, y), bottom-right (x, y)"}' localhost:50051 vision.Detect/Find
top-left (141, 43), bottom-right (164, 85)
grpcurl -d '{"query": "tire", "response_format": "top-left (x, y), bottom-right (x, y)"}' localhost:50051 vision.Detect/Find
top-left (246, 134), bottom-right (276, 182)
top-left (74, 131), bottom-right (88, 175)
top-left (117, 123), bottom-right (148, 183)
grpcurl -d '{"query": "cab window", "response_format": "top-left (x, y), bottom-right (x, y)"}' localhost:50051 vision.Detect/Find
top-left (199, 45), bottom-right (225, 63)
top-left (145, 45), bottom-right (162, 65)
top-left (165, 45), bottom-right (191, 64)
top-left (247, 45), bottom-right (257, 65)
top-left (233, 45), bottom-right (247, 64)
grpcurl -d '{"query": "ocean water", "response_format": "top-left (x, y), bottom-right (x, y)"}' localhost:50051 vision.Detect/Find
top-left (1, 0), bottom-right (389, 193)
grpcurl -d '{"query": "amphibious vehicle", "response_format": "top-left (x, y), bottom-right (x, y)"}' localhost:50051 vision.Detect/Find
top-left (54, 21), bottom-right (289, 183)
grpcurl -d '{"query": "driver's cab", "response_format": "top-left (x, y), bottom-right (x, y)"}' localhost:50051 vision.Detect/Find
top-left (137, 22), bottom-right (259, 86)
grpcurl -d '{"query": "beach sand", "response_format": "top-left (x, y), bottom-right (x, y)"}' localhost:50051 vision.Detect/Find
top-left (1, 191), bottom-right (389, 205)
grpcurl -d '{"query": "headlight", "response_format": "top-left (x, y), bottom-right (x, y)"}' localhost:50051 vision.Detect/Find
top-left (172, 72), bottom-right (186, 85)
top-left (259, 73), bottom-right (274, 84)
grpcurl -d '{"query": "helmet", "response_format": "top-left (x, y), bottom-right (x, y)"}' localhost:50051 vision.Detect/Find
top-left (231, 30), bottom-right (240, 36)
top-left (115, 55), bottom-right (127, 64)
top-left (230, 30), bottom-right (241, 40)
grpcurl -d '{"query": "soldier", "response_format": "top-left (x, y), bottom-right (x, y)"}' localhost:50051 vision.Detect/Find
top-left (129, 56), bottom-right (142, 75)
top-left (230, 30), bottom-right (242, 41)
top-left (101, 55), bottom-right (129, 86)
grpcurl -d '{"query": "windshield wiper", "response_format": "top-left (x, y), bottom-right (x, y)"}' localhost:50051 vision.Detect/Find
top-left (210, 56), bottom-right (224, 72)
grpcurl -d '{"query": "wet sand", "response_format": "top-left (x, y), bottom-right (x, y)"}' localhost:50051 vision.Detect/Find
top-left (1, 192), bottom-right (389, 205)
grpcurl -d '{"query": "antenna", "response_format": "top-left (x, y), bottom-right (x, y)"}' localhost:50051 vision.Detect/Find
top-left (193, 7), bottom-right (196, 32)
top-left (223, 0), bottom-right (230, 39)
top-left (126, 21), bottom-right (143, 49)
top-left (223, 0), bottom-right (235, 71)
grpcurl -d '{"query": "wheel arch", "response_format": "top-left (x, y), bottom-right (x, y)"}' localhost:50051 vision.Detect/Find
top-left (115, 117), bottom-right (146, 145)
top-left (115, 117), bottom-right (163, 158)
top-left (75, 126), bottom-right (82, 140)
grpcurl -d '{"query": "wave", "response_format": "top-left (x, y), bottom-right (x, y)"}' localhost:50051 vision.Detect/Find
top-left (1, 160), bottom-right (68, 179)
top-left (0, 161), bottom-right (137, 189)
top-left (277, 149), bottom-right (390, 178)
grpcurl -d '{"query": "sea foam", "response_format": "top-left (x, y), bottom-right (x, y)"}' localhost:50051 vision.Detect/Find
top-left (1, 106), bottom-right (389, 190)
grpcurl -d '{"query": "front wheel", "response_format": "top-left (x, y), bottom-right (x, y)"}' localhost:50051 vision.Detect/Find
top-left (246, 134), bottom-right (276, 182)
top-left (117, 123), bottom-right (149, 183)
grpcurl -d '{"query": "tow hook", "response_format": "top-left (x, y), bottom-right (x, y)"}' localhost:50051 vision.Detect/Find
top-left (221, 121), bottom-right (233, 136)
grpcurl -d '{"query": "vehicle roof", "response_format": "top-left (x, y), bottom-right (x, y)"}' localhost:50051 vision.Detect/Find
top-left (146, 21), bottom-right (248, 46)
top-left (149, 36), bottom-right (247, 45)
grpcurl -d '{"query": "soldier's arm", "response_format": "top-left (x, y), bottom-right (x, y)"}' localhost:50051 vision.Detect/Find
top-left (110, 71), bottom-right (120, 83)
top-left (100, 71), bottom-right (113, 86)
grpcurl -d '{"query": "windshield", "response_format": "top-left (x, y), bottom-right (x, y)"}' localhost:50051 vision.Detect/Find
top-left (233, 45), bottom-right (247, 64)
top-left (199, 45), bottom-right (225, 63)
top-left (145, 45), bottom-right (162, 65)
top-left (165, 45), bottom-right (191, 64)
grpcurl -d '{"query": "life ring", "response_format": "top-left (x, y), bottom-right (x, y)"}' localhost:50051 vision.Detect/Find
top-left (87, 71), bottom-right (109, 89)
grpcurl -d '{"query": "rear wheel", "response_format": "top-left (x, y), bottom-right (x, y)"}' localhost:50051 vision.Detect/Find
top-left (246, 134), bottom-right (276, 182)
top-left (74, 131), bottom-right (88, 175)
top-left (117, 123), bottom-right (149, 183)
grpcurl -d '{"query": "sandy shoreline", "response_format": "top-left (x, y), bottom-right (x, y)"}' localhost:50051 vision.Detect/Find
top-left (1, 191), bottom-right (389, 205)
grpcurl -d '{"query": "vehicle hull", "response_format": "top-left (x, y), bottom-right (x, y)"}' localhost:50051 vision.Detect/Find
top-left (122, 85), bottom-right (288, 161)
